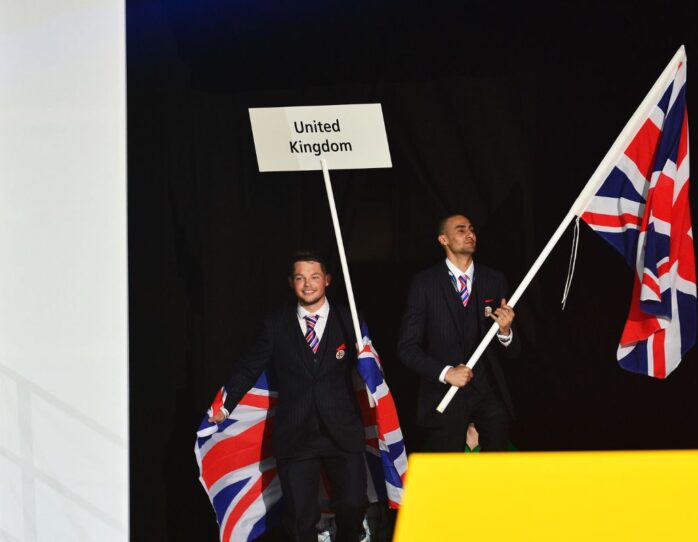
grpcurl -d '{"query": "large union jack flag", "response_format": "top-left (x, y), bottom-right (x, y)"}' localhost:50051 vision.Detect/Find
top-left (580, 48), bottom-right (695, 378)
top-left (194, 325), bottom-right (407, 541)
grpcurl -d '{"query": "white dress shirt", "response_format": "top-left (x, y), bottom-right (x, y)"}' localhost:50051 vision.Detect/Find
top-left (297, 297), bottom-right (330, 341)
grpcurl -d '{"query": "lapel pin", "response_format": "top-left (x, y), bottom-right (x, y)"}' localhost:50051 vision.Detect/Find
top-left (484, 306), bottom-right (493, 318)
top-left (336, 343), bottom-right (346, 359)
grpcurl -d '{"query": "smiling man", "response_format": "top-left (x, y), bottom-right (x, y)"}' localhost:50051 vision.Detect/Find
top-left (210, 250), bottom-right (367, 542)
top-left (398, 214), bottom-right (521, 452)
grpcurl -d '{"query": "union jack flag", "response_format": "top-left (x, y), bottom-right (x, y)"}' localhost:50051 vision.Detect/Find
top-left (194, 325), bottom-right (407, 541)
top-left (354, 324), bottom-right (407, 509)
top-left (580, 47), bottom-right (695, 378)
top-left (194, 372), bottom-right (282, 541)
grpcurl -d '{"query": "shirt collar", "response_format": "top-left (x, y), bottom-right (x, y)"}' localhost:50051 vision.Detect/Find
top-left (297, 297), bottom-right (330, 320)
top-left (445, 258), bottom-right (474, 282)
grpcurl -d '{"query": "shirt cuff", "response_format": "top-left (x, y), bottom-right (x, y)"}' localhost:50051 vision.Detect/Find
top-left (497, 329), bottom-right (513, 346)
top-left (439, 365), bottom-right (453, 384)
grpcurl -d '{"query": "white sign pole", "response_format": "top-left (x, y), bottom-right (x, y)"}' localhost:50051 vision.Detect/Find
top-left (320, 158), bottom-right (364, 348)
top-left (436, 45), bottom-right (687, 414)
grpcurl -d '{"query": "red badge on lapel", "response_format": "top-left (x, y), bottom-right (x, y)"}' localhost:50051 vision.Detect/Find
top-left (336, 343), bottom-right (346, 359)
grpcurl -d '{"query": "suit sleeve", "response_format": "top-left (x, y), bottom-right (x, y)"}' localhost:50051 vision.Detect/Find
top-left (397, 275), bottom-right (449, 382)
top-left (223, 317), bottom-right (275, 412)
top-left (495, 274), bottom-right (521, 359)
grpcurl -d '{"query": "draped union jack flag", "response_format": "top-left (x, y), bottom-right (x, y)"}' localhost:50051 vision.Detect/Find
top-left (354, 325), bottom-right (407, 509)
top-left (195, 372), bottom-right (282, 542)
top-left (195, 325), bottom-right (407, 541)
top-left (580, 48), bottom-right (695, 378)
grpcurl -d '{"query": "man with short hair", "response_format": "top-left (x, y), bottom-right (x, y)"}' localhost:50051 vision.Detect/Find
top-left (210, 250), bottom-right (367, 542)
top-left (398, 214), bottom-right (520, 452)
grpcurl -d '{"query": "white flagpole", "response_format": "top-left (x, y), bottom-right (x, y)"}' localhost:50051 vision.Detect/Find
top-left (436, 45), bottom-right (687, 413)
top-left (320, 158), bottom-right (364, 349)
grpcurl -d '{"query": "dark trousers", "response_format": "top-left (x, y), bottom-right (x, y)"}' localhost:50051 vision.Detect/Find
top-left (427, 388), bottom-right (509, 452)
top-left (276, 440), bottom-right (367, 542)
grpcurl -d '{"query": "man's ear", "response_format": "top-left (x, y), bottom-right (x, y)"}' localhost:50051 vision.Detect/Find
top-left (325, 273), bottom-right (332, 287)
top-left (438, 234), bottom-right (447, 246)
top-left (288, 277), bottom-right (294, 289)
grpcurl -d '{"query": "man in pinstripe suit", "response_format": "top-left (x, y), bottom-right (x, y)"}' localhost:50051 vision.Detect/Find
top-left (398, 214), bottom-right (521, 452)
top-left (210, 251), bottom-right (367, 541)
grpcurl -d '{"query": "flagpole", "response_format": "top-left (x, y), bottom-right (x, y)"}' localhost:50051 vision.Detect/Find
top-left (436, 45), bottom-right (687, 413)
top-left (320, 158), bottom-right (364, 349)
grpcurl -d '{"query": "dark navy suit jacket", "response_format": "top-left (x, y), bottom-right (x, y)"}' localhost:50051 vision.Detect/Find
top-left (398, 261), bottom-right (520, 428)
top-left (223, 302), bottom-right (365, 459)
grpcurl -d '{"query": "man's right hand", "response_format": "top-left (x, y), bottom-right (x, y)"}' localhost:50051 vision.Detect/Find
top-left (208, 410), bottom-right (228, 424)
top-left (444, 364), bottom-right (473, 387)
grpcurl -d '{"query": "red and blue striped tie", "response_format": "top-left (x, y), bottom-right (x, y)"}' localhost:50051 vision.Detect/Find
top-left (304, 314), bottom-right (320, 353)
top-left (458, 275), bottom-right (470, 307)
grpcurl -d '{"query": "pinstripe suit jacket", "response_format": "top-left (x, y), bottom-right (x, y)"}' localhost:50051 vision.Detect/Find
top-left (398, 261), bottom-right (520, 428)
top-left (223, 302), bottom-right (365, 459)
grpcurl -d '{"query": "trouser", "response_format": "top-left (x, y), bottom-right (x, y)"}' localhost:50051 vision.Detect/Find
top-left (427, 388), bottom-right (510, 452)
top-left (276, 446), bottom-right (367, 542)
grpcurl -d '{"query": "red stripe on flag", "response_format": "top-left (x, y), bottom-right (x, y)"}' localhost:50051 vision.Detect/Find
top-left (624, 118), bottom-right (662, 179)
top-left (239, 393), bottom-right (277, 409)
top-left (677, 108), bottom-right (688, 167)
top-left (620, 277), bottom-right (662, 345)
top-left (581, 212), bottom-right (641, 228)
top-left (210, 389), bottom-right (225, 415)
top-left (221, 468), bottom-right (277, 542)
top-left (641, 273), bottom-right (661, 299)
top-left (648, 173), bottom-right (674, 223)
top-left (375, 395), bottom-right (401, 435)
top-left (202, 419), bottom-right (274, 488)
top-left (652, 330), bottom-right (667, 379)
top-left (657, 260), bottom-right (672, 277)
top-left (670, 155), bottom-right (695, 283)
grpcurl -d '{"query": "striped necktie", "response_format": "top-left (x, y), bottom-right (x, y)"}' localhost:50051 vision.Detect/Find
top-left (450, 273), bottom-right (470, 307)
top-left (458, 275), bottom-right (470, 307)
top-left (304, 314), bottom-right (320, 353)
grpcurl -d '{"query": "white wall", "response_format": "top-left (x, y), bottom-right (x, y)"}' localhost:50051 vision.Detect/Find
top-left (0, 1), bottom-right (127, 540)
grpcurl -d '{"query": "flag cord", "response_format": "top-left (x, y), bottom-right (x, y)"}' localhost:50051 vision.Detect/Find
top-left (561, 217), bottom-right (580, 310)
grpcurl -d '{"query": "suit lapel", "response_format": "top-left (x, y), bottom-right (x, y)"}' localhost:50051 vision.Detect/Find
top-left (437, 263), bottom-right (465, 349)
top-left (287, 307), bottom-right (315, 376)
top-left (472, 265), bottom-right (490, 335)
top-left (314, 309), bottom-right (339, 376)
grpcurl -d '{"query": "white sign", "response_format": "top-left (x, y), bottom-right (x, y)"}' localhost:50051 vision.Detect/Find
top-left (249, 103), bottom-right (392, 172)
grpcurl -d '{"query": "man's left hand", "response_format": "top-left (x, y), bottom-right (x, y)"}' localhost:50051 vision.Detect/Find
top-left (490, 298), bottom-right (515, 336)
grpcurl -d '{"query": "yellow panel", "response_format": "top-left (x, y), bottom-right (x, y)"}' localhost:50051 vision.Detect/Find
top-left (394, 451), bottom-right (698, 541)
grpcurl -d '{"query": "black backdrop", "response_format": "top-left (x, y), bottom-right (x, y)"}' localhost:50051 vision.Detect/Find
top-left (127, 2), bottom-right (698, 540)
